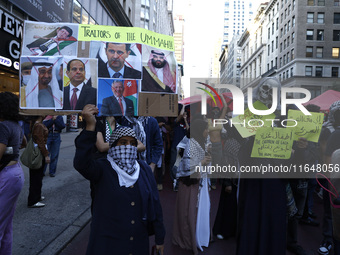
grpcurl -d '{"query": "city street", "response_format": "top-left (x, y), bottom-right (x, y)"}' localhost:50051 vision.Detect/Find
top-left (12, 131), bottom-right (92, 255)
top-left (11, 131), bottom-right (332, 255)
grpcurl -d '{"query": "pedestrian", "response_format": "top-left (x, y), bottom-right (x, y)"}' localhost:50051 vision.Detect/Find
top-left (74, 105), bottom-right (165, 255)
top-left (172, 119), bottom-right (212, 255)
top-left (27, 116), bottom-right (50, 208)
top-left (43, 115), bottom-right (65, 177)
top-left (0, 92), bottom-right (26, 255)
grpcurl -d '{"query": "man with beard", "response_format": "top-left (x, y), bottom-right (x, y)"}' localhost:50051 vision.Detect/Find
top-left (98, 43), bottom-right (141, 79)
top-left (23, 59), bottom-right (62, 108)
top-left (142, 50), bottom-right (176, 93)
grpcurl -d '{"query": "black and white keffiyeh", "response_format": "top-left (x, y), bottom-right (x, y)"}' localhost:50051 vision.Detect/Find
top-left (124, 116), bottom-right (147, 160)
top-left (176, 138), bottom-right (206, 178)
top-left (107, 145), bottom-right (140, 187)
top-left (323, 100), bottom-right (340, 130)
top-left (107, 126), bottom-right (140, 187)
top-left (108, 126), bottom-right (137, 147)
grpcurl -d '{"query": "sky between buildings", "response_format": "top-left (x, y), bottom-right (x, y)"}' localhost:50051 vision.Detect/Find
top-left (173, 0), bottom-right (263, 97)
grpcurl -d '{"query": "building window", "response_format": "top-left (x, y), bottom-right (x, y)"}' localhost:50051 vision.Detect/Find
top-left (317, 30), bottom-right (324, 40)
top-left (307, 12), bottom-right (314, 23)
top-left (333, 30), bottom-right (340, 41)
top-left (288, 21), bottom-right (291, 31)
top-left (308, 0), bottom-right (314, 5)
top-left (272, 41), bottom-right (274, 52)
top-left (291, 49), bottom-right (295, 60)
top-left (318, 0), bottom-right (325, 5)
top-left (276, 36), bottom-right (279, 49)
top-left (292, 16), bottom-right (296, 27)
top-left (316, 47), bottom-right (323, 58)
top-left (283, 54), bottom-right (286, 65)
top-left (280, 43), bottom-right (283, 52)
top-left (81, 8), bottom-right (89, 24)
top-left (333, 47), bottom-right (340, 58)
top-left (73, 0), bottom-right (81, 23)
top-left (280, 28), bottom-right (283, 37)
top-left (305, 66), bottom-right (313, 76)
top-left (317, 13), bottom-right (325, 23)
top-left (276, 18), bottom-right (279, 30)
top-left (268, 28), bottom-right (270, 39)
top-left (306, 46), bottom-right (313, 57)
top-left (335, 0), bottom-right (340, 6)
top-left (293, 0), bottom-right (296, 9)
top-left (332, 67), bottom-right (339, 77)
top-left (287, 36), bottom-right (290, 46)
top-left (315, 66), bottom-right (323, 77)
top-left (292, 32), bottom-right (295, 43)
top-left (280, 57), bottom-right (282, 67)
top-left (284, 39), bottom-right (287, 49)
top-left (291, 67), bottom-right (294, 77)
top-left (307, 29), bottom-right (314, 40)
top-left (268, 45), bottom-right (270, 56)
top-left (335, 13), bottom-right (340, 24)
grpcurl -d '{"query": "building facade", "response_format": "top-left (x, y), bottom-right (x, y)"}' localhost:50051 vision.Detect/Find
top-left (237, 0), bottom-right (340, 98)
top-left (222, 0), bottom-right (255, 49)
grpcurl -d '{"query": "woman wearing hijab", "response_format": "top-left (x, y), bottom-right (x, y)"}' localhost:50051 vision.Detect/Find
top-left (74, 105), bottom-right (165, 255)
top-left (172, 119), bottom-right (211, 255)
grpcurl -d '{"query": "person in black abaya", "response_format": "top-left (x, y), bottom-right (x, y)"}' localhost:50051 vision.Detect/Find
top-left (236, 136), bottom-right (287, 255)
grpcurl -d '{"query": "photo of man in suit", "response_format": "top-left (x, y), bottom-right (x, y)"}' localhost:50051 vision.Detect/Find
top-left (100, 80), bottom-right (134, 116)
top-left (63, 59), bottom-right (97, 110)
top-left (98, 43), bottom-right (141, 79)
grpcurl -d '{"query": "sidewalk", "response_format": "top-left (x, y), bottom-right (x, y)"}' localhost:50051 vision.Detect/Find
top-left (12, 131), bottom-right (92, 255)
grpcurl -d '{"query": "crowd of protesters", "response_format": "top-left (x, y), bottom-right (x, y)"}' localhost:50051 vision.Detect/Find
top-left (1, 87), bottom-right (340, 255)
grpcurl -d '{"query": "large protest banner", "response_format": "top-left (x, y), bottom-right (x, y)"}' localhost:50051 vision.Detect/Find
top-left (287, 109), bottom-right (324, 143)
top-left (19, 21), bottom-right (178, 116)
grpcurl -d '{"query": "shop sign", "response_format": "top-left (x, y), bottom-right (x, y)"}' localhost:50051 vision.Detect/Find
top-left (0, 7), bottom-right (22, 71)
top-left (9, 0), bottom-right (71, 23)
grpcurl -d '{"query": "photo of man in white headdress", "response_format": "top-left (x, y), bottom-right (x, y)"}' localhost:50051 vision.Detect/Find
top-left (20, 57), bottom-right (63, 109)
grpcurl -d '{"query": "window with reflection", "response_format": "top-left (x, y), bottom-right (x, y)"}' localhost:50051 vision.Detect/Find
top-left (73, 0), bottom-right (81, 23)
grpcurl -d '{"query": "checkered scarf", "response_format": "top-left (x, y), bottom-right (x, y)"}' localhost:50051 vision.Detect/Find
top-left (108, 126), bottom-right (137, 147)
top-left (107, 145), bottom-right (140, 187)
top-left (124, 116), bottom-right (147, 161)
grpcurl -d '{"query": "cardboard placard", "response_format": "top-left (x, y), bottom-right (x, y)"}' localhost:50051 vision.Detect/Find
top-left (138, 93), bottom-right (178, 116)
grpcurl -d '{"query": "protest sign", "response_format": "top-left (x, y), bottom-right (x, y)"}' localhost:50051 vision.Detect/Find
top-left (287, 109), bottom-right (324, 143)
top-left (232, 101), bottom-right (276, 138)
top-left (138, 93), bottom-right (178, 116)
top-left (19, 21), bottom-right (178, 116)
top-left (251, 127), bottom-right (294, 159)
